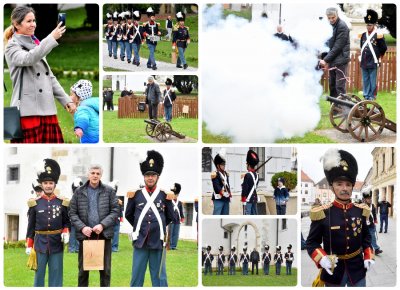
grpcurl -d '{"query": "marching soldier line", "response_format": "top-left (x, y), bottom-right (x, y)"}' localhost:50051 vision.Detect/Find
top-left (104, 7), bottom-right (191, 71)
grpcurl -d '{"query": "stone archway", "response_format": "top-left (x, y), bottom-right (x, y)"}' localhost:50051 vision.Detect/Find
top-left (233, 221), bottom-right (261, 252)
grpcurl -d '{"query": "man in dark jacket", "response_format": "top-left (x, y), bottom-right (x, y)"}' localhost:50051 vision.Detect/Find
top-left (377, 197), bottom-right (392, 233)
top-left (273, 177), bottom-right (290, 215)
top-left (360, 9), bottom-right (387, 100)
top-left (169, 183), bottom-right (184, 250)
top-left (69, 165), bottom-right (119, 287)
top-left (145, 76), bottom-right (161, 120)
top-left (250, 248), bottom-right (260, 275)
top-left (320, 7), bottom-right (350, 98)
top-left (242, 150), bottom-right (259, 215)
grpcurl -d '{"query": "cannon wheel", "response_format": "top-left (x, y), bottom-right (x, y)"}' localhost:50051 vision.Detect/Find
top-left (155, 122), bottom-right (172, 142)
top-left (329, 94), bottom-right (362, 133)
top-left (145, 122), bottom-right (156, 137)
top-left (347, 100), bottom-right (386, 142)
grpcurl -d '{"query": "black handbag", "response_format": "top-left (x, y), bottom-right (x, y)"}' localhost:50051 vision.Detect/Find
top-left (4, 68), bottom-right (24, 140)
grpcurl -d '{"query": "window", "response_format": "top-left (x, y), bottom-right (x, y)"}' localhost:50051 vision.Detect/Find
top-left (302, 198), bottom-right (306, 202)
top-left (305, 190), bottom-right (308, 195)
top-left (376, 161), bottom-right (379, 176)
top-left (250, 147), bottom-right (266, 181)
top-left (184, 203), bottom-right (194, 226)
top-left (282, 219), bottom-right (287, 230)
top-left (305, 184), bottom-right (308, 187)
top-left (224, 231), bottom-right (228, 239)
top-left (382, 154), bottom-right (385, 172)
top-left (7, 165), bottom-right (20, 183)
top-left (202, 147), bottom-right (212, 172)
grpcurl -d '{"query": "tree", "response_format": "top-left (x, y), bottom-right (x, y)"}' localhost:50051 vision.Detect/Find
top-left (378, 4), bottom-right (396, 39)
top-left (271, 171), bottom-right (297, 191)
top-left (173, 75), bottom-right (198, 94)
top-left (84, 4), bottom-right (99, 30)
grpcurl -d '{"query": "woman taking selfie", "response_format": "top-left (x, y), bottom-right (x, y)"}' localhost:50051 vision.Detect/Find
top-left (4, 6), bottom-right (76, 143)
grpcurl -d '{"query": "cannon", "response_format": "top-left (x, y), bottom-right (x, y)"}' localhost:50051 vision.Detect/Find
top-left (144, 119), bottom-right (185, 142)
top-left (327, 94), bottom-right (396, 142)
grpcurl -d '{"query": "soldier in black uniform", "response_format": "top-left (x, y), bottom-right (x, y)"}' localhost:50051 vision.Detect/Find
top-left (359, 9), bottom-right (387, 100)
top-left (240, 247), bottom-right (250, 275)
top-left (274, 246), bottom-right (283, 275)
top-left (306, 149), bottom-right (374, 286)
top-left (124, 11), bottom-right (133, 63)
top-left (203, 245), bottom-right (214, 275)
top-left (162, 78), bottom-right (177, 122)
top-left (242, 150), bottom-right (259, 215)
top-left (26, 159), bottom-right (70, 287)
top-left (284, 244), bottom-right (294, 275)
top-left (129, 10), bottom-right (143, 66)
top-left (125, 150), bottom-right (175, 286)
top-left (262, 245), bottom-right (271, 275)
top-left (117, 12), bottom-right (127, 61)
top-left (217, 246), bottom-right (225, 275)
top-left (172, 12), bottom-right (190, 69)
top-left (362, 191), bottom-right (382, 255)
top-left (143, 7), bottom-right (161, 70)
top-left (104, 13), bottom-right (113, 57)
top-left (110, 12), bottom-right (120, 59)
top-left (169, 183), bottom-right (184, 250)
top-left (211, 149), bottom-right (231, 215)
top-left (228, 246), bottom-right (238, 275)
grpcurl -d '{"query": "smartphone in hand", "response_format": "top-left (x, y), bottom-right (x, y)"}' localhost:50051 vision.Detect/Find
top-left (58, 13), bottom-right (66, 26)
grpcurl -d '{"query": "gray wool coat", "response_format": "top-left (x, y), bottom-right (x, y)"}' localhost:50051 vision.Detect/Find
top-left (5, 33), bottom-right (72, 117)
top-left (69, 181), bottom-right (119, 240)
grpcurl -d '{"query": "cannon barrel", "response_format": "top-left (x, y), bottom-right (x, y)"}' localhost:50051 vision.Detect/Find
top-left (326, 96), bottom-right (355, 108)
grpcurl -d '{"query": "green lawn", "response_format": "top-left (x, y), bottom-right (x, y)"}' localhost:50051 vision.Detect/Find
top-left (203, 91), bottom-right (397, 143)
top-left (202, 266), bottom-right (297, 286)
top-left (3, 72), bottom-right (99, 144)
top-left (4, 235), bottom-right (198, 287)
top-left (103, 15), bottom-right (198, 69)
top-left (103, 113), bottom-right (198, 143)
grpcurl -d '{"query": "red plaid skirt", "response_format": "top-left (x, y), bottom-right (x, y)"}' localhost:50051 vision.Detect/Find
top-left (11, 115), bottom-right (64, 143)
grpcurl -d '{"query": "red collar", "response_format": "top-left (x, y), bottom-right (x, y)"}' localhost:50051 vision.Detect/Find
top-left (145, 186), bottom-right (156, 193)
top-left (333, 200), bottom-right (353, 210)
top-left (248, 168), bottom-right (256, 173)
top-left (41, 194), bottom-right (56, 201)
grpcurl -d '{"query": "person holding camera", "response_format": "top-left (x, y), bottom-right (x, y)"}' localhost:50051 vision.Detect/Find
top-left (4, 6), bottom-right (76, 143)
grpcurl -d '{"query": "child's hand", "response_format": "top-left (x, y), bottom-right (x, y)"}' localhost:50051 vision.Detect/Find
top-left (75, 128), bottom-right (83, 138)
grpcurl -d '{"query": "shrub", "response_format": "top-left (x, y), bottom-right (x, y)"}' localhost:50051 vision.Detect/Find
top-left (271, 171), bottom-right (297, 191)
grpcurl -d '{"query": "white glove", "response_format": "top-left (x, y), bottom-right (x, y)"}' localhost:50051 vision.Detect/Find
top-left (319, 255), bottom-right (337, 275)
top-left (223, 191), bottom-right (230, 198)
top-left (242, 202), bottom-right (247, 206)
top-left (172, 45), bottom-right (176, 50)
top-left (61, 233), bottom-right (70, 244)
top-left (364, 259), bottom-right (375, 271)
top-left (128, 232), bottom-right (134, 241)
top-left (25, 247), bottom-right (32, 255)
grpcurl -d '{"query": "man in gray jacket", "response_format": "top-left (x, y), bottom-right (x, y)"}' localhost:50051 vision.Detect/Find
top-left (69, 165), bottom-right (119, 287)
top-left (319, 7), bottom-right (350, 98)
top-left (145, 76), bottom-right (161, 120)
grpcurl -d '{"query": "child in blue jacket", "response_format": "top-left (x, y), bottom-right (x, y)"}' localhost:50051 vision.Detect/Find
top-left (70, 80), bottom-right (99, 143)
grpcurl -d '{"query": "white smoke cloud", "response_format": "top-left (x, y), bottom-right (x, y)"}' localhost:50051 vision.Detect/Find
top-left (202, 4), bottom-right (341, 143)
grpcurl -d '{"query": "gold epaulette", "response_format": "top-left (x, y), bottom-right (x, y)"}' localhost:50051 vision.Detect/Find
top-left (310, 203), bottom-right (332, 221)
top-left (173, 23), bottom-right (179, 31)
top-left (143, 21), bottom-right (149, 26)
top-left (354, 203), bottom-right (371, 218)
top-left (27, 198), bottom-right (37, 208)
top-left (358, 33), bottom-right (363, 39)
top-left (226, 171), bottom-right (229, 177)
top-left (118, 199), bottom-right (123, 205)
top-left (127, 190), bottom-right (138, 199)
top-left (156, 22), bottom-right (160, 26)
top-left (185, 26), bottom-right (190, 31)
top-left (61, 198), bottom-right (70, 207)
top-left (377, 33), bottom-right (384, 39)
top-left (165, 191), bottom-right (175, 200)
top-left (211, 171), bottom-right (217, 179)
